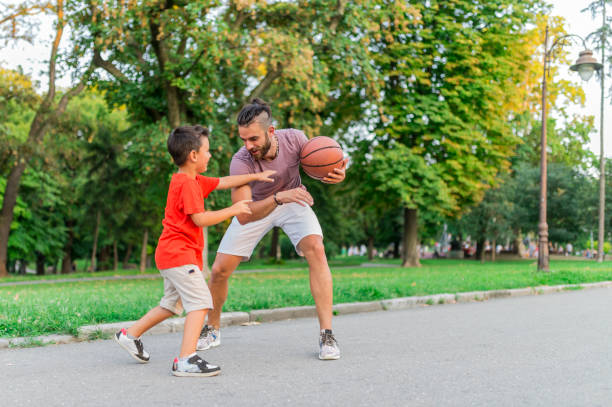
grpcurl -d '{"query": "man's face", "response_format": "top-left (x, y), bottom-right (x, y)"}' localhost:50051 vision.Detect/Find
top-left (238, 122), bottom-right (272, 160)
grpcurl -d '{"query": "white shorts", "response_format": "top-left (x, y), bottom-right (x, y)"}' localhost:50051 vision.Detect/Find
top-left (159, 264), bottom-right (212, 314)
top-left (217, 203), bottom-right (323, 261)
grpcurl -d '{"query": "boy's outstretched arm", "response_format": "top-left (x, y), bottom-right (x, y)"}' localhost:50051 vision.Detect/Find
top-left (216, 170), bottom-right (276, 190)
top-left (190, 200), bottom-right (252, 227)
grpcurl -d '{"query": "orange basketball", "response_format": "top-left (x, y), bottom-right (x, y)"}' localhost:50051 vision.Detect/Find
top-left (300, 136), bottom-right (344, 180)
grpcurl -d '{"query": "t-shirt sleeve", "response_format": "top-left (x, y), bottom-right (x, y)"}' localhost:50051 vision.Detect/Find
top-left (197, 175), bottom-right (220, 198)
top-left (294, 130), bottom-right (308, 150)
top-left (230, 156), bottom-right (253, 176)
top-left (180, 179), bottom-right (205, 215)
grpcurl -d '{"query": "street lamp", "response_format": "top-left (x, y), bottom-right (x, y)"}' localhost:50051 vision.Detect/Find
top-left (571, 45), bottom-right (606, 263)
top-left (538, 26), bottom-right (602, 272)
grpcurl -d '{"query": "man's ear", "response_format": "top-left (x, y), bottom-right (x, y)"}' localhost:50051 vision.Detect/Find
top-left (267, 125), bottom-right (275, 137)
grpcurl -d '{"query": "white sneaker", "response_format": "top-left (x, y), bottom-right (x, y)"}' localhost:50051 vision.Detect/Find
top-left (319, 329), bottom-right (341, 360)
top-left (114, 328), bottom-right (150, 363)
top-left (197, 325), bottom-right (220, 351)
top-left (171, 354), bottom-right (221, 377)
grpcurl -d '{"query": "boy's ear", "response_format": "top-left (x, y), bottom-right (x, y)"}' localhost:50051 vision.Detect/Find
top-left (188, 150), bottom-right (198, 162)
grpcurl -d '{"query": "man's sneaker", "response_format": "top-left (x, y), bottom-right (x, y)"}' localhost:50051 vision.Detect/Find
top-left (114, 328), bottom-right (150, 363)
top-left (197, 325), bottom-right (220, 351)
top-left (171, 354), bottom-right (221, 377)
top-left (319, 329), bottom-right (341, 360)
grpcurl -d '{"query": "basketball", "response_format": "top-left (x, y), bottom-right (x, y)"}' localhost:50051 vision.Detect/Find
top-left (300, 136), bottom-right (344, 180)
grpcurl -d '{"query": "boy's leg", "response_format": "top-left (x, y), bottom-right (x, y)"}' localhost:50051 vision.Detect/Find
top-left (180, 309), bottom-right (206, 357)
top-left (207, 253), bottom-right (244, 329)
top-left (127, 306), bottom-right (174, 338)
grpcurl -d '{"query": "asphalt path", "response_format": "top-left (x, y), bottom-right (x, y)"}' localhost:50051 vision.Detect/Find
top-left (3, 287), bottom-right (612, 406)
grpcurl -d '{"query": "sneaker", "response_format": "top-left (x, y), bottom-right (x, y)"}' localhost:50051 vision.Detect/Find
top-left (171, 354), bottom-right (221, 377)
top-left (197, 325), bottom-right (220, 351)
top-left (319, 329), bottom-right (341, 360)
top-left (114, 328), bottom-right (150, 363)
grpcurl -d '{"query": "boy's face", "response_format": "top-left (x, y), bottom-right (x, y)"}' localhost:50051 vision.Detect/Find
top-left (238, 122), bottom-right (274, 160)
top-left (195, 137), bottom-right (211, 173)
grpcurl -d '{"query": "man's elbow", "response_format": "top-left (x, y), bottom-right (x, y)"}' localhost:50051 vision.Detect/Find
top-left (236, 214), bottom-right (251, 225)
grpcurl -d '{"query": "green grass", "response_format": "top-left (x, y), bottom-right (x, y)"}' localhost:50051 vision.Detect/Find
top-left (1, 259), bottom-right (611, 338)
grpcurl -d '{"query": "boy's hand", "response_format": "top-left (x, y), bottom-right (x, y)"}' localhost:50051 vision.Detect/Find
top-left (231, 199), bottom-right (253, 216)
top-left (257, 170), bottom-right (277, 183)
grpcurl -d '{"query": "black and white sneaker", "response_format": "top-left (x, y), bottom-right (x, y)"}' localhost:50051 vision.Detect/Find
top-left (171, 354), bottom-right (221, 377)
top-left (114, 328), bottom-right (150, 363)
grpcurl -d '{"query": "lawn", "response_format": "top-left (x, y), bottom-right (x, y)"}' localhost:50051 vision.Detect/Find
top-left (1, 258), bottom-right (611, 338)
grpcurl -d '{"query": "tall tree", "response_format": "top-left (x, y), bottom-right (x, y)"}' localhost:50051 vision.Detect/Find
top-left (0, 1), bottom-right (94, 277)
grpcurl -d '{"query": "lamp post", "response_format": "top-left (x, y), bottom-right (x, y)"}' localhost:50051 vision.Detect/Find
top-left (538, 26), bottom-right (602, 272)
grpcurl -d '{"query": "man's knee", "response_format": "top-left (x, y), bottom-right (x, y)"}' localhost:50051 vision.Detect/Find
top-left (301, 238), bottom-right (326, 259)
top-left (211, 256), bottom-right (240, 281)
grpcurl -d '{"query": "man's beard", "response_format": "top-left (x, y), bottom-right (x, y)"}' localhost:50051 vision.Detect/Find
top-left (249, 134), bottom-right (272, 160)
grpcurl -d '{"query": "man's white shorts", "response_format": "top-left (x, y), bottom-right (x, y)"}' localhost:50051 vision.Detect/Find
top-left (217, 202), bottom-right (323, 260)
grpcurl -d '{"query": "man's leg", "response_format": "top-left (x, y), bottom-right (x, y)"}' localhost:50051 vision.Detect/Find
top-left (207, 253), bottom-right (243, 329)
top-left (298, 235), bottom-right (333, 330)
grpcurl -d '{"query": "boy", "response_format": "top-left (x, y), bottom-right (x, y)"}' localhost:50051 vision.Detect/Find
top-left (114, 125), bottom-right (276, 377)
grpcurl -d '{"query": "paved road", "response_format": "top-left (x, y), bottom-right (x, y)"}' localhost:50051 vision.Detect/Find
top-left (3, 288), bottom-right (612, 406)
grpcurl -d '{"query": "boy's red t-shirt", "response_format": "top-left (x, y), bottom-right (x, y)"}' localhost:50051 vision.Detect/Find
top-left (155, 173), bottom-right (220, 271)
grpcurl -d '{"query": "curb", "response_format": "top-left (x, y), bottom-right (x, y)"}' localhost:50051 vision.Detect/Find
top-left (3, 280), bottom-right (612, 349)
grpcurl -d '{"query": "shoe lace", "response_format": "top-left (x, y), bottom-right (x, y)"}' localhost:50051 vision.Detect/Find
top-left (321, 331), bottom-right (337, 347)
top-left (135, 339), bottom-right (144, 355)
top-left (199, 325), bottom-right (210, 339)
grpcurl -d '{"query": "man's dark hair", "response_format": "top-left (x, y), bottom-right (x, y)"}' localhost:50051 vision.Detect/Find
top-left (237, 98), bottom-right (272, 128)
top-left (167, 125), bottom-right (209, 166)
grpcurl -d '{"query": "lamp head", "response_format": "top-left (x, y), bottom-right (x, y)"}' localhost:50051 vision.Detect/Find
top-left (570, 49), bottom-right (603, 81)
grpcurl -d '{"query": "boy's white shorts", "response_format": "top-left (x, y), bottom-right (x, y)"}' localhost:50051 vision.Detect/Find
top-left (217, 202), bottom-right (323, 261)
top-left (159, 264), bottom-right (212, 314)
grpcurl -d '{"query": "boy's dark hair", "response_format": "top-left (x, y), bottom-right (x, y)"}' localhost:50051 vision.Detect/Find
top-left (237, 98), bottom-right (272, 128)
top-left (167, 125), bottom-right (209, 166)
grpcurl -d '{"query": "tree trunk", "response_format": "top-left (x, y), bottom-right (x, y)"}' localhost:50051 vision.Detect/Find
top-left (0, 161), bottom-right (27, 277)
top-left (269, 227), bottom-right (280, 261)
top-left (90, 210), bottom-right (101, 272)
top-left (140, 229), bottom-right (148, 273)
top-left (476, 238), bottom-right (485, 263)
top-left (113, 240), bottom-right (119, 270)
top-left (491, 239), bottom-right (496, 262)
top-left (401, 208), bottom-right (420, 267)
top-left (61, 220), bottom-right (74, 274)
top-left (367, 236), bottom-right (374, 260)
top-left (36, 252), bottom-right (45, 275)
top-left (201, 226), bottom-right (210, 278)
top-left (123, 243), bottom-right (133, 269)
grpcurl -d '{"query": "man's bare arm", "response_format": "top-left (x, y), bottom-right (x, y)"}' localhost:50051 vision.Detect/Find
top-left (233, 185), bottom-right (315, 225)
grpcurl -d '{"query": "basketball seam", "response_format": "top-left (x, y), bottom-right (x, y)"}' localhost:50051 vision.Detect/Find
top-left (300, 145), bottom-right (342, 160)
top-left (301, 157), bottom-right (344, 168)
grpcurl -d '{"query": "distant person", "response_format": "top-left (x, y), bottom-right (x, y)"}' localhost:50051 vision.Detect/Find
top-left (200, 98), bottom-right (348, 360)
top-left (566, 243), bottom-right (573, 256)
top-left (114, 125), bottom-right (275, 377)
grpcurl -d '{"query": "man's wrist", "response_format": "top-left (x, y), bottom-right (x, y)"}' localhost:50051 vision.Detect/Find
top-left (273, 192), bottom-right (283, 206)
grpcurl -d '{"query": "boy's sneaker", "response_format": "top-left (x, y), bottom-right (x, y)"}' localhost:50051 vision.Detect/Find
top-left (171, 354), bottom-right (221, 377)
top-left (197, 325), bottom-right (220, 350)
top-left (319, 329), bottom-right (341, 360)
top-left (114, 328), bottom-right (150, 363)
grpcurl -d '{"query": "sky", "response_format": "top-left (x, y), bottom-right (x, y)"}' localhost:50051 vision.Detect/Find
top-left (0, 1), bottom-right (610, 158)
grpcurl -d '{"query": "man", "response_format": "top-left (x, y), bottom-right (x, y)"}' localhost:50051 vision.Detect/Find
top-left (198, 98), bottom-right (348, 360)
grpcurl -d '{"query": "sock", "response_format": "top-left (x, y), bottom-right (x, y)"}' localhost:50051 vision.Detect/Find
top-left (179, 352), bottom-right (197, 362)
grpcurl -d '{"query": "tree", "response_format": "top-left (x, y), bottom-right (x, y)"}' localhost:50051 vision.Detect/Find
top-left (0, 0), bottom-right (93, 277)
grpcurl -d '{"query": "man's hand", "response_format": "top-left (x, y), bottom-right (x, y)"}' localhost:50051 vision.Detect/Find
top-left (256, 170), bottom-right (277, 183)
top-left (276, 187), bottom-right (314, 207)
top-left (231, 199), bottom-right (253, 216)
top-left (322, 158), bottom-right (349, 184)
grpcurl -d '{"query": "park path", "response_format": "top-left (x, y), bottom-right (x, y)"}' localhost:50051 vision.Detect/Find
top-left (3, 287), bottom-right (612, 406)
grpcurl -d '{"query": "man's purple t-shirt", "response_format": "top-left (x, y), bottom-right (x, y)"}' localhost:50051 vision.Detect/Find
top-left (229, 128), bottom-right (308, 201)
